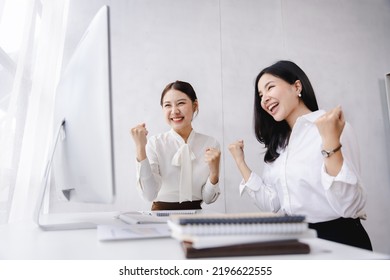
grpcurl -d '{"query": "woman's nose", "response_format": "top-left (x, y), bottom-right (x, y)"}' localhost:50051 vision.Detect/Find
top-left (172, 105), bottom-right (180, 113)
top-left (261, 93), bottom-right (270, 104)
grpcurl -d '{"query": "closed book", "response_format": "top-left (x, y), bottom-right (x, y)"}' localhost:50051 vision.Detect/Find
top-left (181, 239), bottom-right (311, 259)
top-left (172, 229), bottom-right (317, 249)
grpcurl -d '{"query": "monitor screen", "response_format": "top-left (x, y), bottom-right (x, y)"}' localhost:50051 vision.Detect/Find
top-left (34, 5), bottom-right (116, 230)
top-left (52, 5), bottom-right (115, 205)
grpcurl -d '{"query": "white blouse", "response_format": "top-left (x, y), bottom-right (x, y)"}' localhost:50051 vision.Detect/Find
top-left (239, 110), bottom-right (367, 223)
top-left (136, 129), bottom-right (220, 204)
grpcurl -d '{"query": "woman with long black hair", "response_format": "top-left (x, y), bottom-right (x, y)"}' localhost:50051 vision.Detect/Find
top-left (229, 60), bottom-right (372, 250)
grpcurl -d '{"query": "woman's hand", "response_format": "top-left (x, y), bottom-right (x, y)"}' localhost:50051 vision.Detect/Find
top-left (204, 147), bottom-right (221, 185)
top-left (315, 106), bottom-right (345, 150)
top-left (228, 140), bottom-right (245, 165)
top-left (315, 106), bottom-right (345, 176)
top-left (130, 123), bottom-right (148, 161)
top-left (228, 140), bottom-right (252, 182)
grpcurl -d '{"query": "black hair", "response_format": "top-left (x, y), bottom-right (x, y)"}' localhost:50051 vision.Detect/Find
top-left (160, 80), bottom-right (198, 105)
top-left (254, 60), bottom-right (319, 163)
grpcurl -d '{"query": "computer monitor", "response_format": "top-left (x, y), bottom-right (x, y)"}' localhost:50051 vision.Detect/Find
top-left (34, 5), bottom-right (115, 230)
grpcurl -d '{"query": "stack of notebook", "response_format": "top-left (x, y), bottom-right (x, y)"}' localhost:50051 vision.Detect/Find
top-left (167, 212), bottom-right (316, 258)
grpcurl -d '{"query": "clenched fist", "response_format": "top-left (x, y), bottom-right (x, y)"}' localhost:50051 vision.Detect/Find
top-left (130, 123), bottom-right (148, 161)
top-left (315, 106), bottom-right (345, 149)
top-left (204, 147), bottom-right (221, 185)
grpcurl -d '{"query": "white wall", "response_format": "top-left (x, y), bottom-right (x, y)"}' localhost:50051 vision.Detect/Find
top-left (53, 0), bottom-right (390, 254)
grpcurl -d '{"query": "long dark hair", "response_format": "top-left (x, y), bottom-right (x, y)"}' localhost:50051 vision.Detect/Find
top-left (254, 60), bottom-right (319, 163)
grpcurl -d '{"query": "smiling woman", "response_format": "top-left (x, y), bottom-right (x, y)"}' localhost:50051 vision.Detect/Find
top-left (228, 60), bottom-right (372, 251)
top-left (130, 80), bottom-right (221, 211)
top-left (1, 0), bottom-right (389, 256)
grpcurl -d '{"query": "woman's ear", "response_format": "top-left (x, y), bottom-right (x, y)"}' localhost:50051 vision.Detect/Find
top-left (294, 80), bottom-right (302, 95)
top-left (193, 100), bottom-right (199, 116)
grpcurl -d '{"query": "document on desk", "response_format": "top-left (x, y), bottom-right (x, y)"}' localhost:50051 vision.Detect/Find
top-left (97, 223), bottom-right (171, 241)
top-left (117, 210), bottom-right (198, 224)
top-left (118, 212), bottom-right (168, 224)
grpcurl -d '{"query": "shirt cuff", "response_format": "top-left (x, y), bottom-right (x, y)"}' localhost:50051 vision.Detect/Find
top-left (239, 172), bottom-right (262, 196)
top-left (321, 161), bottom-right (358, 190)
top-left (202, 178), bottom-right (221, 203)
top-left (136, 158), bottom-right (154, 188)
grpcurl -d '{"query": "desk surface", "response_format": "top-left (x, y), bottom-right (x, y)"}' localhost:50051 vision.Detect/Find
top-left (1, 218), bottom-right (388, 260)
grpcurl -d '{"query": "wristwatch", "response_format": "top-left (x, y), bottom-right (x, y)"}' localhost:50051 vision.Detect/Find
top-left (321, 144), bottom-right (342, 158)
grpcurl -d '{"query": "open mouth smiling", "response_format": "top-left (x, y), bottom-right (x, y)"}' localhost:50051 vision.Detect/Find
top-left (171, 117), bottom-right (184, 122)
top-left (267, 102), bottom-right (279, 113)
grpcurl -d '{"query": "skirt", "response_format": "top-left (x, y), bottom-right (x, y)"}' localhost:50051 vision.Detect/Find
top-left (151, 200), bottom-right (202, 211)
top-left (309, 217), bottom-right (372, 251)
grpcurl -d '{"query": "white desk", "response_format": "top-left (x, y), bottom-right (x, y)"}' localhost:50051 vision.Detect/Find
top-left (0, 219), bottom-right (388, 260)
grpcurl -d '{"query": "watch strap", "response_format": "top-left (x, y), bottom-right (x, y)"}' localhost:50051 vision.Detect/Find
top-left (321, 144), bottom-right (342, 158)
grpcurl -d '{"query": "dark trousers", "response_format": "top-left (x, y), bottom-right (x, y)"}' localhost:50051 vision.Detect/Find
top-left (151, 200), bottom-right (202, 211)
top-left (309, 217), bottom-right (372, 251)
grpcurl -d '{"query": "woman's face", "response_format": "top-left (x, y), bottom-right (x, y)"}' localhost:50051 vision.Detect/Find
top-left (162, 89), bottom-right (197, 138)
top-left (257, 73), bottom-right (302, 125)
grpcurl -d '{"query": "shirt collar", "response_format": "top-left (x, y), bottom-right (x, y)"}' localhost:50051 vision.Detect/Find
top-left (297, 109), bottom-right (326, 124)
top-left (169, 128), bottom-right (195, 144)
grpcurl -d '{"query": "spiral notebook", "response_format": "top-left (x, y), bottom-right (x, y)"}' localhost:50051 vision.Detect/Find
top-left (168, 212), bottom-right (308, 236)
top-left (168, 220), bottom-right (309, 236)
top-left (169, 212), bottom-right (305, 225)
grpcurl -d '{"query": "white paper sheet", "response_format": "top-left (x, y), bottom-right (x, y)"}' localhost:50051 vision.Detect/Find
top-left (97, 223), bottom-right (171, 241)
